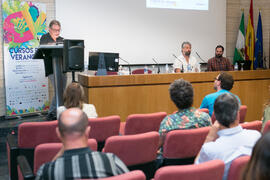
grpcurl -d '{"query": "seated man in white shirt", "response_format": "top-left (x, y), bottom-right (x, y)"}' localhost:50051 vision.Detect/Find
top-left (195, 93), bottom-right (261, 180)
top-left (173, 41), bottom-right (200, 73)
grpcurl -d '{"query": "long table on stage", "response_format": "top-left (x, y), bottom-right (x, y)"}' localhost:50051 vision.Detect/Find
top-left (78, 70), bottom-right (270, 122)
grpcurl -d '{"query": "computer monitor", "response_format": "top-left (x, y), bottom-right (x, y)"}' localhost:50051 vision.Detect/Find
top-left (88, 52), bottom-right (119, 72)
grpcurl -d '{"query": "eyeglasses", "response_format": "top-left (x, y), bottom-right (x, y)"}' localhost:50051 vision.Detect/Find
top-left (50, 28), bottom-right (61, 32)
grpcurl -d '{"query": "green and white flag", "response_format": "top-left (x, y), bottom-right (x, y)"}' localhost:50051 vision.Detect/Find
top-left (233, 12), bottom-right (245, 64)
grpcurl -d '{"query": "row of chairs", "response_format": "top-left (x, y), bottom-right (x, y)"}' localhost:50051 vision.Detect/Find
top-left (89, 155), bottom-right (249, 180)
top-left (16, 132), bottom-right (159, 180)
top-left (6, 112), bottom-right (165, 180)
top-left (7, 110), bottom-right (268, 180)
top-left (18, 119), bottom-right (264, 179)
top-left (87, 159), bottom-right (224, 180)
top-left (17, 139), bottom-right (253, 180)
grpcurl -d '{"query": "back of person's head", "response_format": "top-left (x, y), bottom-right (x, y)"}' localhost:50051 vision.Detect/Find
top-left (58, 108), bottom-right (88, 137)
top-left (49, 20), bottom-right (61, 28)
top-left (63, 82), bottom-right (85, 109)
top-left (214, 93), bottom-right (239, 127)
top-left (169, 79), bottom-right (193, 110)
top-left (242, 132), bottom-right (270, 180)
top-left (218, 72), bottom-right (234, 91)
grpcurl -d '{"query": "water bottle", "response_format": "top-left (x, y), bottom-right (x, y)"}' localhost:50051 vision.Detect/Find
top-left (152, 65), bottom-right (155, 74)
top-left (84, 64), bottom-right (88, 74)
top-left (234, 63), bottom-right (238, 71)
top-left (118, 65), bottom-right (123, 75)
top-left (187, 64), bottom-right (192, 72)
top-left (165, 64), bottom-right (169, 73)
top-left (144, 65), bottom-right (148, 74)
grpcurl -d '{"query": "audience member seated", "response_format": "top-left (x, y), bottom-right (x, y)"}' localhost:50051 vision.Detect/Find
top-left (195, 93), bottom-right (261, 180)
top-left (242, 132), bottom-right (270, 180)
top-left (200, 72), bottom-right (241, 117)
top-left (57, 82), bottom-right (98, 119)
top-left (158, 79), bottom-right (211, 164)
top-left (36, 108), bottom-right (129, 179)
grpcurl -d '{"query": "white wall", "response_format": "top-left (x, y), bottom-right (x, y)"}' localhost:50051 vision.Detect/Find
top-left (56, 0), bottom-right (226, 64)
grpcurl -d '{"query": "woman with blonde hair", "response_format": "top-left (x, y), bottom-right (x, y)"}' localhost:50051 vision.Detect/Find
top-left (57, 82), bottom-right (98, 119)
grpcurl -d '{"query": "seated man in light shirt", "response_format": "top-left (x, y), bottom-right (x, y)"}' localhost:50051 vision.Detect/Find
top-left (173, 41), bottom-right (200, 73)
top-left (195, 93), bottom-right (261, 180)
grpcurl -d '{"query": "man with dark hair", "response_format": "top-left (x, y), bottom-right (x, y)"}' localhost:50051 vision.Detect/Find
top-left (200, 72), bottom-right (241, 116)
top-left (207, 45), bottom-right (233, 71)
top-left (35, 108), bottom-right (129, 180)
top-left (195, 93), bottom-right (261, 180)
top-left (173, 41), bottom-right (200, 73)
top-left (159, 79), bottom-right (211, 149)
top-left (40, 20), bottom-right (66, 120)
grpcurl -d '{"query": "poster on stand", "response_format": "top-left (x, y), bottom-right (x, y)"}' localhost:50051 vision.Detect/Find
top-left (2, 0), bottom-right (49, 116)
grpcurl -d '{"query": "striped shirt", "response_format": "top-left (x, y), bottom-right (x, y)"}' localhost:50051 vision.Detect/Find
top-left (35, 147), bottom-right (129, 180)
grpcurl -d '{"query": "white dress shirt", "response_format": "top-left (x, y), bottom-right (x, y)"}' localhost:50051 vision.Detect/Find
top-left (173, 53), bottom-right (200, 73)
top-left (195, 125), bottom-right (261, 180)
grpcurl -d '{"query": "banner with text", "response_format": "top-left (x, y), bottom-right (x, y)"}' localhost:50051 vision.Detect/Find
top-left (2, 0), bottom-right (49, 116)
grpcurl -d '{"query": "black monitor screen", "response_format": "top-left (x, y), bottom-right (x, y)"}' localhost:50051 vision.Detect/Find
top-left (88, 52), bottom-right (119, 72)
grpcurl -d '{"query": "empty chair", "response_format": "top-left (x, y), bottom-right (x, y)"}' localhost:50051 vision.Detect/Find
top-left (17, 139), bottom-right (98, 180)
top-left (212, 105), bottom-right (248, 124)
top-left (86, 170), bottom-right (146, 180)
top-left (6, 120), bottom-right (59, 180)
top-left (107, 71), bottom-right (118, 75)
top-left (88, 115), bottom-right (120, 151)
top-left (162, 126), bottom-right (210, 165)
top-left (103, 132), bottom-right (160, 179)
top-left (119, 112), bottom-right (167, 135)
top-left (262, 120), bottom-right (270, 134)
top-left (153, 159), bottom-right (225, 180)
top-left (240, 120), bottom-right (262, 132)
top-left (132, 69), bottom-right (152, 74)
top-left (227, 156), bottom-right (250, 180)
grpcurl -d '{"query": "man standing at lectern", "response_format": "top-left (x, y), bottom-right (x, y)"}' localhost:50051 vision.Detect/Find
top-left (207, 45), bottom-right (233, 71)
top-left (173, 41), bottom-right (200, 73)
top-left (40, 20), bottom-right (66, 120)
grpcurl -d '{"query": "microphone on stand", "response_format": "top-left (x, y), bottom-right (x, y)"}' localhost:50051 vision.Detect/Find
top-left (195, 52), bottom-right (207, 63)
top-left (172, 54), bottom-right (184, 73)
top-left (152, 58), bottom-right (160, 74)
top-left (119, 57), bottom-right (131, 75)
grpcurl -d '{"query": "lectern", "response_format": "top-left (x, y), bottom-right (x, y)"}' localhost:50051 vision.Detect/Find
top-left (33, 44), bottom-right (65, 108)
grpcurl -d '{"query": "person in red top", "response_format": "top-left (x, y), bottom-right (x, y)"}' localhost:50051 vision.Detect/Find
top-left (207, 45), bottom-right (233, 71)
